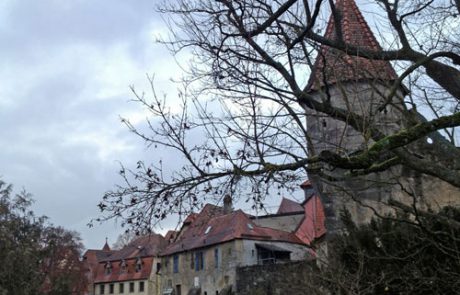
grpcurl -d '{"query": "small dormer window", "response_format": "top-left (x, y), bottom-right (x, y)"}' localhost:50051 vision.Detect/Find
top-left (247, 223), bottom-right (254, 230)
top-left (205, 225), bottom-right (212, 235)
top-left (120, 260), bottom-right (127, 273)
top-left (105, 262), bottom-right (112, 275)
top-left (135, 258), bottom-right (142, 272)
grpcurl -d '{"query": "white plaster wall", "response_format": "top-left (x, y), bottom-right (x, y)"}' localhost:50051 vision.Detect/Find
top-left (94, 280), bottom-right (148, 295)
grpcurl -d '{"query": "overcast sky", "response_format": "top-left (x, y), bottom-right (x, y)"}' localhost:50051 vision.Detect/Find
top-left (0, 0), bottom-right (187, 249)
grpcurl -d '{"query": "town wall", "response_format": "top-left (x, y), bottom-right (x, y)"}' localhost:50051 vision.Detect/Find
top-left (235, 261), bottom-right (317, 295)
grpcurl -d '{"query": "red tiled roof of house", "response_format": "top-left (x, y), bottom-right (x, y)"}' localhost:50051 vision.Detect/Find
top-left (164, 230), bottom-right (178, 244)
top-left (94, 257), bottom-right (153, 283)
top-left (104, 234), bottom-right (166, 262)
top-left (83, 241), bottom-right (115, 267)
top-left (183, 213), bottom-right (198, 225)
top-left (295, 194), bottom-right (326, 245)
top-left (277, 197), bottom-right (304, 214)
top-left (300, 180), bottom-right (312, 189)
top-left (306, 0), bottom-right (397, 91)
top-left (93, 234), bottom-right (166, 283)
top-left (162, 205), bottom-right (304, 256)
top-left (102, 240), bottom-right (111, 252)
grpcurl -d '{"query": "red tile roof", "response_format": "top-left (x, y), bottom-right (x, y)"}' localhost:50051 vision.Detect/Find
top-left (94, 257), bottom-right (154, 283)
top-left (307, 0), bottom-right (397, 91)
top-left (296, 194), bottom-right (326, 245)
top-left (102, 241), bottom-right (111, 252)
top-left (92, 234), bottom-right (166, 283)
top-left (164, 230), bottom-right (177, 244)
top-left (105, 234), bottom-right (166, 262)
top-left (277, 197), bottom-right (304, 214)
top-left (300, 180), bottom-right (312, 189)
top-left (162, 205), bottom-right (305, 256)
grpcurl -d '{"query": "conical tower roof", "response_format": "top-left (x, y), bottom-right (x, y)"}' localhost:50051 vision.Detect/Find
top-left (306, 0), bottom-right (397, 92)
top-left (102, 238), bottom-right (111, 252)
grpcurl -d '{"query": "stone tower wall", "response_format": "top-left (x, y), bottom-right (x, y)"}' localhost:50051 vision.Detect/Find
top-left (304, 81), bottom-right (460, 232)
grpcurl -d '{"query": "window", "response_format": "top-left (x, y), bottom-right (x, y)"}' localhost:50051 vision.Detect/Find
top-left (100, 285), bottom-right (105, 295)
top-left (214, 248), bottom-right (219, 268)
top-left (119, 283), bottom-right (124, 294)
top-left (173, 255), bottom-right (179, 273)
top-left (120, 260), bottom-right (127, 273)
top-left (190, 252), bottom-right (194, 269)
top-left (129, 282), bottom-right (134, 293)
top-left (135, 258), bottom-right (142, 272)
top-left (195, 251), bottom-right (204, 271)
top-left (109, 284), bottom-right (114, 294)
top-left (247, 223), bottom-right (254, 230)
top-left (105, 262), bottom-right (112, 275)
top-left (156, 262), bottom-right (161, 273)
top-left (204, 225), bottom-right (212, 234)
top-left (139, 281), bottom-right (145, 292)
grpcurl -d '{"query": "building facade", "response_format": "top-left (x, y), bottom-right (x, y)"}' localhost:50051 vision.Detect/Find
top-left (85, 235), bottom-right (165, 295)
top-left (85, 185), bottom-right (325, 295)
top-left (159, 193), bottom-right (323, 295)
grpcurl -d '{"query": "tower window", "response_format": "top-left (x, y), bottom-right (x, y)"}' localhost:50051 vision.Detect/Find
top-left (322, 119), bottom-right (327, 128)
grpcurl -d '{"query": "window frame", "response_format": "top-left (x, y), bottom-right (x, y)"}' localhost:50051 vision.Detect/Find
top-left (139, 281), bottom-right (145, 292)
top-left (194, 251), bottom-right (204, 271)
top-left (173, 254), bottom-right (179, 273)
top-left (129, 282), bottom-right (135, 293)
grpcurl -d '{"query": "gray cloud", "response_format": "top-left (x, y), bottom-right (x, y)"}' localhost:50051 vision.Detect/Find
top-left (0, 0), bottom-right (181, 249)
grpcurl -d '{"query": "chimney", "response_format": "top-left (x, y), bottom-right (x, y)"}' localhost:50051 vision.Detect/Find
top-left (223, 195), bottom-right (233, 214)
top-left (300, 180), bottom-right (315, 202)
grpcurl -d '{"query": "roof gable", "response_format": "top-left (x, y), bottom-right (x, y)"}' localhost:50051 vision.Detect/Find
top-left (277, 197), bottom-right (304, 214)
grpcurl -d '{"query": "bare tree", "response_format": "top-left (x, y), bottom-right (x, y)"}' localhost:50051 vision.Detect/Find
top-left (96, 0), bottom-right (460, 232)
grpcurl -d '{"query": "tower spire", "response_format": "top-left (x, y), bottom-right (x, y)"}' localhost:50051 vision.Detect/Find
top-left (102, 237), bottom-right (111, 252)
top-left (307, 0), bottom-right (397, 92)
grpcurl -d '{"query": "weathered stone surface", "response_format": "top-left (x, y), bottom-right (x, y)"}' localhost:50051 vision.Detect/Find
top-left (235, 261), bottom-right (317, 295)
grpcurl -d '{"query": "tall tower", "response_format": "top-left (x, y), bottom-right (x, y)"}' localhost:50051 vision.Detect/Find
top-left (303, 0), bottom-right (458, 233)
